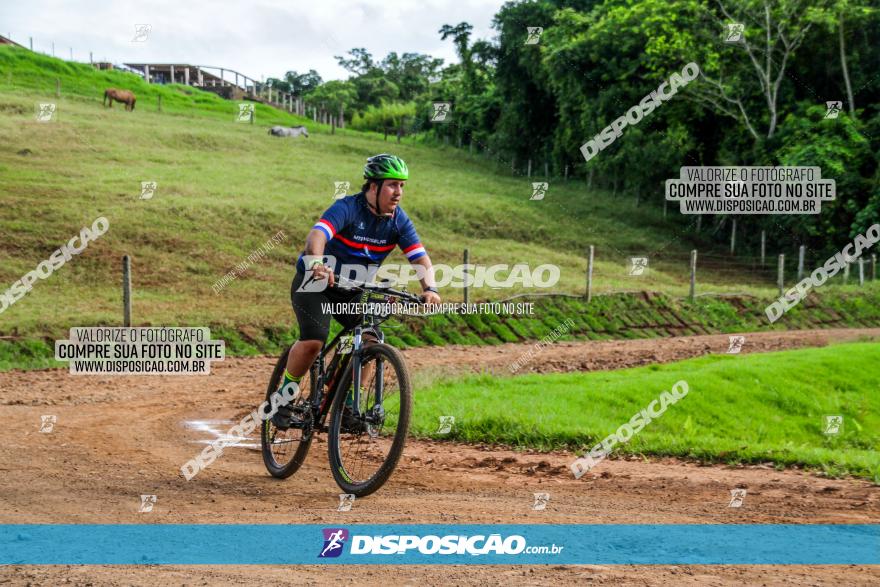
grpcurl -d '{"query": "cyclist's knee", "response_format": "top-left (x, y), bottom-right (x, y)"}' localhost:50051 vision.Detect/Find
top-left (294, 339), bottom-right (324, 355)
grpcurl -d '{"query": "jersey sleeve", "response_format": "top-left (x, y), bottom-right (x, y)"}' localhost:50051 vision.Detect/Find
top-left (312, 199), bottom-right (350, 241)
top-left (396, 209), bottom-right (427, 262)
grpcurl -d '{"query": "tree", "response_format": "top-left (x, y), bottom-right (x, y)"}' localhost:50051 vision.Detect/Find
top-left (439, 22), bottom-right (475, 89)
top-left (809, 0), bottom-right (877, 115)
top-left (265, 77), bottom-right (291, 93)
top-left (283, 70), bottom-right (323, 96)
top-left (350, 102), bottom-right (418, 140)
top-left (335, 48), bottom-right (375, 76)
top-left (306, 80), bottom-right (357, 128)
top-left (380, 52), bottom-right (444, 101)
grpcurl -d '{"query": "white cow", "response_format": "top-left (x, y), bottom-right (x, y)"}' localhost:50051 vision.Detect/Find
top-left (268, 125), bottom-right (309, 138)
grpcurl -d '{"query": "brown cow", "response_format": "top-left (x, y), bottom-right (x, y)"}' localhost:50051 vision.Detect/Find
top-left (103, 88), bottom-right (136, 111)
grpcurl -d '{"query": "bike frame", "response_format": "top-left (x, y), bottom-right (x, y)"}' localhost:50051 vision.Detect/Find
top-left (310, 320), bottom-right (386, 430)
top-left (293, 277), bottom-right (420, 434)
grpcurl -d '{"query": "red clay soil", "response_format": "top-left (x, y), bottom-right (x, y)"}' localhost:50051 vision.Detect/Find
top-left (0, 328), bottom-right (878, 585)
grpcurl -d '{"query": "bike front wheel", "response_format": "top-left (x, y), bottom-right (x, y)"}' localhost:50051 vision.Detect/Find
top-left (328, 343), bottom-right (412, 497)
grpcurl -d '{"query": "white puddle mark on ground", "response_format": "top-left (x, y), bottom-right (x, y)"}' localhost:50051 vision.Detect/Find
top-left (183, 419), bottom-right (261, 450)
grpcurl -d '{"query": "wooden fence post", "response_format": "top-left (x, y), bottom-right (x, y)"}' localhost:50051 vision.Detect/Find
top-left (463, 249), bottom-right (470, 306)
top-left (690, 249), bottom-right (697, 301)
top-left (844, 262), bottom-right (850, 284)
top-left (873, 254), bottom-right (877, 281)
top-left (859, 258), bottom-right (865, 286)
top-left (564, 165), bottom-right (569, 181)
top-left (797, 245), bottom-right (805, 280)
top-left (777, 254), bottom-right (785, 296)
top-left (586, 245), bottom-right (594, 302)
top-left (157, 95), bottom-right (161, 112)
top-left (527, 159), bottom-right (532, 178)
top-left (55, 78), bottom-right (60, 98)
top-left (122, 256), bottom-right (132, 327)
top-left (544, 161), bottom-right (549, 178)
top-left (729, 218), bottom-right (736, 254)
top-left (760, 230), bottom-right (766, 266)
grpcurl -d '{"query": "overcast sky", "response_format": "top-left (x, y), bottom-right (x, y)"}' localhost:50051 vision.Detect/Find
top-left (1, 0), bottom-right (505, 81)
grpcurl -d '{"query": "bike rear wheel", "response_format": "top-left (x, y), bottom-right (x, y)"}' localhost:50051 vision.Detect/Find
top-left (261, 346), bottom-right (315, 479)
top-left (328, 343), bottom-right (412, 497)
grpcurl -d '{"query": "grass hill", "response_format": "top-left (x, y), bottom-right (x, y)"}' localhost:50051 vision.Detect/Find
top-left (0, 46), bottom-right (876, 368)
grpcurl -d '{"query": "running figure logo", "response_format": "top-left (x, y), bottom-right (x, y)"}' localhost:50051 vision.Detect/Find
top-left (431, 102), bottom-right (451, 122)
top-left (39, 415), bottom-right (57, 433)
top-left (825, 101), bottom-right (843, 119)
top-left (140, 181), bottom-right (157, 200)
top-left (297, 255), bottom-right (336, 292)
top-left (237, 103), bottom-right (255, 123)
top-left (138, 494), bottom-right (157, 513)
top-left (728, 488), bottom-right (746, 508)
top-left (337, 335), bottom-right (354, 355)
top-left (337, 493), bottom-right (355, 512)
top-left (725, 23), bottom-right (744, 42)
top-left (132, 24), bottom-right (152, 42)
top-left (319, 528), bottom-right (349, 558)
top-left (629, 257), bottom-right (649, 276)
top-left (530, 182), bottom-right (548, 201)
top-left (525, 27), bottom-right (544, 45)
top-left (334, 181), bottom-right (350, 199)
top-left (533, 492), bottom-right (550, 510)
top-left (436, 415), bottom-right (455, 435)
top-left (823, 415), bottom-right (843, 435)
top-left (36, 103), bottom-right (56, 122)
top-left (727, 335), bottom-right (745, 354)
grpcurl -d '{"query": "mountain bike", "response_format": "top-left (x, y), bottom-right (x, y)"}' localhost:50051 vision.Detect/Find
top-left (260, 279), bottom-right (423, 497)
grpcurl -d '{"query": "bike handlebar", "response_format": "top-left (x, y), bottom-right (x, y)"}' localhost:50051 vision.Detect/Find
top-left (334, 275), bottom-right (425, 304)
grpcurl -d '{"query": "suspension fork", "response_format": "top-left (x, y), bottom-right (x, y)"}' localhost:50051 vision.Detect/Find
top-left (351, 327), bottom-right (363, 416)
top-left (351, 326), bottom-right (385, 415)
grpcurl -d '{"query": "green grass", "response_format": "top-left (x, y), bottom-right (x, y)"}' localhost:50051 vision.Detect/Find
top-left (410, 342), bottom-right (880, 481)
top-left (0, 45), bottom-right (837, 339)
top-left (4, 289), bottom-right (878, 371)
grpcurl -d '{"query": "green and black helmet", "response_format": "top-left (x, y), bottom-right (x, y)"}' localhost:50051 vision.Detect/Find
top-left (363, 153), bottom-right (409, 180)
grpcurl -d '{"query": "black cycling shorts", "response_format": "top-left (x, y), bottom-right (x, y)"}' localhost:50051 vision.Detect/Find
top-left (290, 269), bottom-right (363, 342)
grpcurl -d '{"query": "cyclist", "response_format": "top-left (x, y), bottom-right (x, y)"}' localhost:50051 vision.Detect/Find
top-left (273, 154), bottom-right (441, 428)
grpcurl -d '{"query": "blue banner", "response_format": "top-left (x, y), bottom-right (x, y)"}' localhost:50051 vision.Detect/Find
top-left (1, 524), bottom-right (877, 565)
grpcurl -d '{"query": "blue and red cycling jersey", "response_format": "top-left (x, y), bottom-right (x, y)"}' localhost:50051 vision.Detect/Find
top-left (296, 192), bottom-right (427, 273)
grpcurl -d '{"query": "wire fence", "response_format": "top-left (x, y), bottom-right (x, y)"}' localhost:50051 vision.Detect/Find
top-left (445, 246), bottom-right (880, 303)
top-left (596, 246), bottom-right (878, 298)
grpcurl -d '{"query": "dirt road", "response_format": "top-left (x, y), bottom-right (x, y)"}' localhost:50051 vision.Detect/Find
top-left (1, 328), bottom-right (878, 585)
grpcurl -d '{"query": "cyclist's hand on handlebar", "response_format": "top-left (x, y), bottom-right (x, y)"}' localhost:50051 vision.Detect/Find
top-left (420, 290), bottom-right (441, 305)
top-left (312, 263), bottom-right (335, 287)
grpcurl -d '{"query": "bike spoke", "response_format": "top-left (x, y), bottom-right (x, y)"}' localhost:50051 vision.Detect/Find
top-left (264, 370), bottom-right (312, 468)
top-left (335, 353), bottom-right (403, 483)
